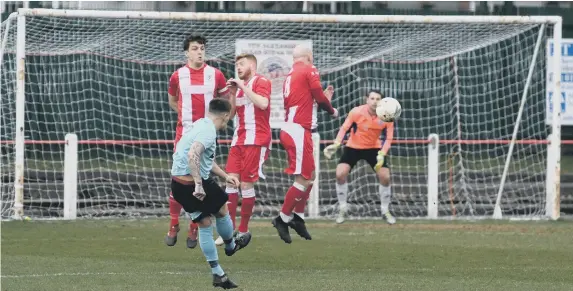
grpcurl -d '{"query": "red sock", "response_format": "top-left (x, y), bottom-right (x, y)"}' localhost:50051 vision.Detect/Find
top-left (189, 222), bottom-right (198, 234)
top-left (227, 193), bottom-right (239, 230)
top-left (281, 184), bottom-right (307, 216)
top-left (239, 196), bottom-right (255, 233)
top-left (169, 194), bottom-right (182, 227)
top-left (294, 184), bottom-right (313, 214)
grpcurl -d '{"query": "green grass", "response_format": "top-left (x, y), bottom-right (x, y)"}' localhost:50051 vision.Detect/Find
top-left (2, 219), bottom-right (573, 291)
top-left (5, 154), bottom-right (573, 174)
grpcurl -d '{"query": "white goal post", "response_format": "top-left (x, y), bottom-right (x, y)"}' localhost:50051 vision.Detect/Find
top-left (0, 8), bottom-right (563, 220)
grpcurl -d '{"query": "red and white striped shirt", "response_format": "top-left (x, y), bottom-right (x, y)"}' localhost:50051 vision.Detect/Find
top-left (231, 74), bottom-right (272, 147)
top-left (283, 62), bottom-right (334, 131)
top-left (168, 64), bottom-right (228, 144)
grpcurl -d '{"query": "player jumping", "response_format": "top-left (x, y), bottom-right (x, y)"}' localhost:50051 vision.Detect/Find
top-left (171, 98), bottom-right (250, 289)
top-left (214, 54), bottom-right (272, 246)
top-left (323, 90), bottom-right (396, 224)
top-left (272, 45), bottom-right (338, 244)
top-left (167, 35), bottom-right (230, 248)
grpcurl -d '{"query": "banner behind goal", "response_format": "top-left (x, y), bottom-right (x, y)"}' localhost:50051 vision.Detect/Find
top-left (0, 9), bottom-right (562, 220)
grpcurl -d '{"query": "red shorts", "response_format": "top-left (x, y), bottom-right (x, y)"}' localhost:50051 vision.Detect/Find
top-left (280, 123), bottom-right (315, 180)
top-left (225, 145), bottom-right (269, 183)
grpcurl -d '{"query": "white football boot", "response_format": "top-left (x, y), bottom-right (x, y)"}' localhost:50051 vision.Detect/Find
top-left (383, 212), bottom-right (396, 225)
top-left (336, 204), bottom-right (348, 224)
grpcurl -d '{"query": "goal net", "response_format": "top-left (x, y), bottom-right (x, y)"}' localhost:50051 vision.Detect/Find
top-left (0, 10), bottom-right (562, 220)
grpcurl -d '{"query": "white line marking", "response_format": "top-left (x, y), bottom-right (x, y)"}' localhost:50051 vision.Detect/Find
top-left (3, 265), bottom-right (570, 279)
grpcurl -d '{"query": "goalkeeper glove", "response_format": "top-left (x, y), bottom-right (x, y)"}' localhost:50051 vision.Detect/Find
top-left (374, 150), bottom-right (385, 171)
top-left (323, 142), bottom-right (341, 160)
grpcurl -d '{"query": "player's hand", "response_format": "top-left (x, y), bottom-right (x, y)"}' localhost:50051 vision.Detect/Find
top-left (331, 108), bottom-right (339, 118)
top-left (374, 151), bottom-right (385, 172)
top-left (227, 78), bottom-right (244, 90)
top-left (193, 184), bottom-right (206, 201)
top-left (324, 85), bottom-right (334, 101)
top-left (227, 85), bottom-right (238, 97)
top-left (226, 175), bottom-right (240, 188)
top-left (323, 142), bottom-right (341, 160)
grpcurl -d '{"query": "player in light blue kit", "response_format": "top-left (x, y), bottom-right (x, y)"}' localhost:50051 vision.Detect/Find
top-left (171, 98), bottom-right (251, 289)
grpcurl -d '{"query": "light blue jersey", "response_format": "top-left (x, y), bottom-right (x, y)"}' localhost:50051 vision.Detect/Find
top-left (171, 118), bottom-right (217, 179)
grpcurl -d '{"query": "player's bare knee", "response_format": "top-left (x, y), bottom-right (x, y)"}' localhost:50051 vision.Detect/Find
top-left (295, 175), bottom-right (313, 189)
top-left (305, 178), bottom-right (314, 188)
top-left (305, 171), bottom-right (316, 183)
top-left (307, 171), bottom-right (316, 187)
top-left (377, 169), bottom-right (391, 186)
top-left (336, 172), bottom-right (348, 184)
top-left (335, 164), bottom-right (350, 184)
top-left (306, 180), bottom-right (314, 189)
top-left (240, 181), bottom-right (254, 191)
top-left (294, 175), bottom-right (305, 185)
top-left (197, 216), bottom-right (212, 227)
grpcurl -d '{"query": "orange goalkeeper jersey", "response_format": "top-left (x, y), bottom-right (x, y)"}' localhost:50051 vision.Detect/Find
top-left (334, 105), bottom-right (394, 154)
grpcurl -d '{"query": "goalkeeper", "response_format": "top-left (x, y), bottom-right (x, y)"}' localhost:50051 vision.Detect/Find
top-left (323, 90), bottom-right (396, 224)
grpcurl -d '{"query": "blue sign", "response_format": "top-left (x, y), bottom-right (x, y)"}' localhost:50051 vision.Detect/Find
top-left (549, 43), bottom-right (573, 56)
top-left (548, 92), bottom-right (566, 113)
top-left (547, 38), bottom-right (573, 125)
top-left (548, 73), bottom-right (573, 82)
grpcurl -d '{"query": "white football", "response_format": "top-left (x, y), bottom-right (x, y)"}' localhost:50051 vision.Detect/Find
top-left (376, 97), bottom-right (402, 122)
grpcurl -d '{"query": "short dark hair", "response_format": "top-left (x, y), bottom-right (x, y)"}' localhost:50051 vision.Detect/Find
top-left (235, 53), bottom-right (257, 65)
top-left (209, 98), bottom-right (232, 115)
top-left (368, 89), bottom-right (384, 98)
top-left (183, 35), bottom-right (207, 51)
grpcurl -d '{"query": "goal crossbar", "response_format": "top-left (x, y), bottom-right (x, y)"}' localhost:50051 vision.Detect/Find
top-left (10, 8), bottom-right (563, 24)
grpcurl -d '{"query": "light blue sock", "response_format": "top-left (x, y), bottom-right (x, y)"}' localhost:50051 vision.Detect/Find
top-left (198, 225), bottom-right (224, 276)
top-left (215, 214), bottom-right (236, 251)
top-left (208, 261), bottom-right (224, 276)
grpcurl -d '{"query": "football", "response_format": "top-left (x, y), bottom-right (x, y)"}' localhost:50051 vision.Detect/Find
top-left (376, 97), bottom-right (402, 122)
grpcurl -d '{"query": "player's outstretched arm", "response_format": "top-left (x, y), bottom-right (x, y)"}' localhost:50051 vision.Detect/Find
top-left (211, 162), bottom-right (240, 187)
top-left (324, 111), bottom-right (354, 159)
top-left (211, 162), bottom-right (228, 179)
top-left (334, 111), bottom-right (355, 144)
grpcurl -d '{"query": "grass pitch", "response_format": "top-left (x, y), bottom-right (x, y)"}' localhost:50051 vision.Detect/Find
top-left (2, 219), bottom-right (573, 291)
